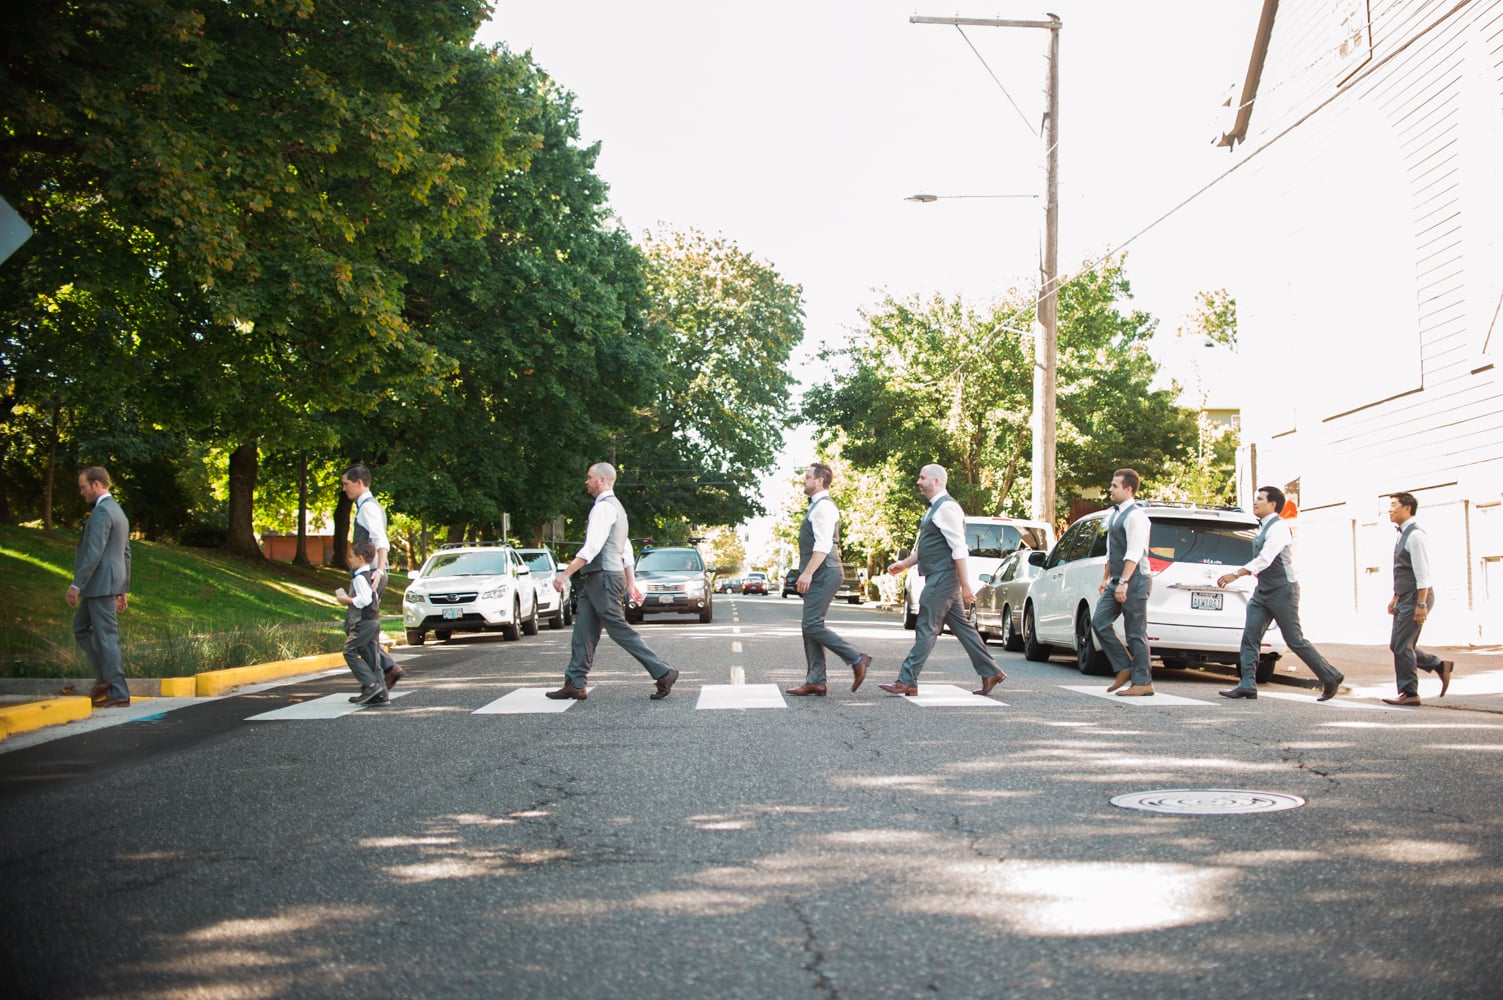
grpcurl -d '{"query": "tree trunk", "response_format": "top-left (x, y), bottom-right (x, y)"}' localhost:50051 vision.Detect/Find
top-left (331, 484), bottom-right (352, 570)
top-left (225, 438), bottom-right (265, 558)
top-left (446, 523), bottom-right (465, 544)
top-left (42, 402), bottom-right (61, 533)
top-left (293, 451), bottom-right (311, 566)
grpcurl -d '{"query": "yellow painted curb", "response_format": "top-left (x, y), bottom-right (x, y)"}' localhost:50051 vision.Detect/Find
top-left (0, 696), bottom-right (93, 740)
top-left (195, 652), bottom-right (347, 697)
top-left (159, 676), bottom-right (197, 697)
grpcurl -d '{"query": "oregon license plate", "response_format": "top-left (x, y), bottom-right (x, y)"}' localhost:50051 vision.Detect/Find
top-left (657, 595), bottom-right (674, 604)
top-left (1191, 591), bottom-right (1224, 611)
top-left (442, 607), bottom-right (463, 619)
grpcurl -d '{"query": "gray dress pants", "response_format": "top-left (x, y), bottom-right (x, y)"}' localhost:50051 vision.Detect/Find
top-left (565, 571), bottom-right (671, 688)
top-left (1093, 574), bottom-right (1152, 685)
top-left (1236, 581), bottom-right (1340, 687)
top-left (73, 595), bottom-right (128, 700)
top-left (1390, 591), bottom-right (1445, 696)
top-left (802, 561), bottom-right (861, 684)
top-left (897, 571), bottom-right (1000, 686)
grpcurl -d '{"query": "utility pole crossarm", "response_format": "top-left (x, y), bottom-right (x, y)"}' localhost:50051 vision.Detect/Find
top-left (909, 16), bottom-right (1061, 30)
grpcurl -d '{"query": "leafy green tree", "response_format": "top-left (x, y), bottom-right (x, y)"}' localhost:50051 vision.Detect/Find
top-left (619, 229), bottom-right (805, 534)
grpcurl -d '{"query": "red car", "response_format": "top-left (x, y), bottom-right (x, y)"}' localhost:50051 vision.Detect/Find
top-left (740, 572), bottom-right (768, 595)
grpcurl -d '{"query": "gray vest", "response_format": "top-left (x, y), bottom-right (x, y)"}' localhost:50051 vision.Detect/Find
top-left (352, 495), bottom-right (386, 597)
top-left (345, 566), bottom-right (380, 627)
top-left (1252, 513), bottom-right (1293, 593)
top-left (1106, 502), bottom-right (1145, 577)
top-left (915, 496), bottom-right (959, 579)
top-left (1393, 519), bottom-right (1423, 594)
top-left (583, 494), bottom-right (629, 573)
top-left (798, 496), bottom-right (841, 571)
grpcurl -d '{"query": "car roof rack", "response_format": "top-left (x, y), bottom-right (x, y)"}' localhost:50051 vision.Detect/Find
top-left (437, 540), bottom-right (510, 550)
top-left (1139, 499), bottom-right (1247, 513)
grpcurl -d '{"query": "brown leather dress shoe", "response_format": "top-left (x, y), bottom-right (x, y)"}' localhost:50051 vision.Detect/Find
top-left (384, 666), bottom-right (405, 690)
top-left (786, 683), bottom-right (827, 696)
top-left (1115, 685), bottom-right (1155, 697)
top-left (1437, 660), bottom-right (1455, 698)
top-left (544, 684), bottom-right (588, 700)
top-left (1106, 670), bottom-right (1131, 693)
top-left (1382, 693), bottom-right (1422, 706)
top-left (650, 668), bottom-right (679, 700)
top-left (973, 671), bottom-right (1006, 697)
top-left (851, 653), bottom-right (871, 692)
top-left (96, 697), bottom-right (131, 708)
top-left (878, 681), bottom-right (918, 696)
top-left (90, 682), bottom-right (109, 701)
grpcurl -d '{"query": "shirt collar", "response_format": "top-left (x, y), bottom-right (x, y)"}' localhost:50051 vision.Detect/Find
top-left (1259, 511), bottom-right (1278, 525)
top-left (929, 489), bottom-right (950, 505)
top-left (93, 491), bottom-right (111, 506)
top-left (596, 489), bottom-right (616, 500)
top-left (808, 490), bottom-right (830, 504)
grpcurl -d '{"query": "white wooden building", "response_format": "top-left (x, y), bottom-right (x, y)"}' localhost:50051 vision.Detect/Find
top-left (1199, 0), bottom-right (1502, 644)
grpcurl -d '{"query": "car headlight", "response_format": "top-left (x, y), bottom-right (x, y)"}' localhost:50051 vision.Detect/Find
top-left (480, 584), bottom-right (509, 600)
top-left (404, 590), bottom-right (424, 605)
top-left (685, 582), bottom-right (705, 597)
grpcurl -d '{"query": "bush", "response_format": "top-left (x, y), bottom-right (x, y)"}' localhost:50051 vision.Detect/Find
top-left (178, 521), bottom-right (227, 548)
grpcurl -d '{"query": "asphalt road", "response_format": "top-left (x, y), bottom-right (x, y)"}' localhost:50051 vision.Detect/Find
top-left (3, 595), bottom-right (1502, 999)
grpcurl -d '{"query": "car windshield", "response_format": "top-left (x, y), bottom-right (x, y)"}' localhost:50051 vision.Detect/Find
top-left (637, 549), bottom-right (703, 573)
top-left (748, 573), bottom-right (766, 581)
top-left (1148, 518), bottom-right (1257, 565)
top-left (423, 551), bottom-right (511, 577)
top-left (521, 552), bottom-right (554, 573)
top-left (965, 523), bottom-right (1050, 559)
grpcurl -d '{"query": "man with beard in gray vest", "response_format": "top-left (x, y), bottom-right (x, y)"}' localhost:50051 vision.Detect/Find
top-left (1095, 468), bottom-right (1156, 696)
top-left (1216, 485), bottom-right (1344, 702)
top-left (546, 462), bottom-right (678, 701)
top-left (786, 462), bottom-right (871, 696)
top-left (1381, 491), bottom-right (1454, 706)
top-left (880, 464), bottom-right (1005, 697)
top-left (341, 464), bottom-right (403, 690)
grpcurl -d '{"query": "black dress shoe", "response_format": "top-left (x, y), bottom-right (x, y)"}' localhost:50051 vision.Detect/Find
top-left (1437, 660), bottom-right (1455, 698)
top-left (1218, 687), bottom-right (1257, 699)
top-left (650, 668), bottom-right (679, 700)
top-left (1317, 675), bottom-right (1343, 702)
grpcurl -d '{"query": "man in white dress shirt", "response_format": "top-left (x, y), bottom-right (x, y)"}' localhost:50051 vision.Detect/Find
top-left (880, 464), bottom-right (1005, 697)
top-left (1215, 485), bottom-right (1344, 701)
top-left (1381, 491), bottom-right (1453, 706)
top-left (1094, 468), bottom-right (1156, 696)
top-left (341, 464), bottom-right (402, 690)
top-left (546, 462), bottom-right (678, 701)
top-left (786, 463), bottom-right (871, 696)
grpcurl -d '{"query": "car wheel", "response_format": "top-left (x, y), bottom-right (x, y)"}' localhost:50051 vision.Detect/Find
top-left (435, 630), bottom-right (452, 642)
top-left (1074, 606), bottom-right (1111, 675)
top-left (902, 585), bottom-right (918, 630)
top-left (522, 602), bottom-right (539, 636)
top-left (968, 605), bottom-right (988, 643)
top-left (1022, 605), bottom-right (1051, 662)
top-left (1001, 605), bottom-right (1024, 652)
top-left (405, 629), bottom-right (425, 647)
top-left (501, 602), bottom-right (521, 641)
top-left (626, 609), bottom-right (643, 625)
top-left (847, 594), bottom-right (861, 605)
top-left (1255, 652), bottom-right (1280, 685)
top-left (563, 599), bottom-right (574, 626)
top-left (549, 607), bottom-right (564, 629)
top-left (699, 603), bottom-right (713, 623)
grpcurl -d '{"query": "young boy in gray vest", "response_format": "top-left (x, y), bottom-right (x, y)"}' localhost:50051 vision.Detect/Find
top-left (336, 539), bottom-right (388, 705)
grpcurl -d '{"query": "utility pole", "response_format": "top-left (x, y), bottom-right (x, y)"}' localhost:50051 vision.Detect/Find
top-left (911, 14), bottom-right (1062, 522)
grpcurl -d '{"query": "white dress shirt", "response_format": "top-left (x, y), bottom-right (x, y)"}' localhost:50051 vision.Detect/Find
top-left (807, 491), bottom-right (837, 555)
top-left (574, 489), bottom-right (635, 571)
top-left (1398, 519), bottom-right (1433, 589)
top-left (1112, 502), bottom-right (1152, 570)
top-left (925, 490), bottom-right (970, 562)
top-left (1241, 513), bottom-right (1298, 583)
top-left (353, 490), bottom-right (389, 553)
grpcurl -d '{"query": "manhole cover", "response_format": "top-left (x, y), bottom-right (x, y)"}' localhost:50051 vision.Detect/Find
top-left (1110, 789), bottom-right (1306, 815)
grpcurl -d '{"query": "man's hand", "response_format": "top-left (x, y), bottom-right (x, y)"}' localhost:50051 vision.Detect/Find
top-left (886, 560), bottom-right (906, 577)
top-left (1387, 595), bottom-right (1397, 616)
top-left (628, 584), bottom-right (644, 605)
top-left (116, 594), bottom-right (128, 612)
top-left (1414, 604), bottom-right (1429, 624)
top-left (961, 584), bottom-right (976, 607)
top-left (796, 572), bottom-right (812, 594)
top-left (1098, 577), bottom-right (1109, 596)
top-left (1216, 573), bottom-right (1237, 588)
top-left (553, 576), bottom-right (566, 593)
top-left (65, 585), bottom-right (79, 608)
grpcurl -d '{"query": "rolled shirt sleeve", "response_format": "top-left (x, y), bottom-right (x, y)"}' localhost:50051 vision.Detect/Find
top-left (573, 491), bottom-right (617, 567)
top-left (808, 493), bottom-right (838, 555)
top-left (1406, 526), bottom-right (1433, 590)
top-left (1242, 516), bottom-right (1291, 576)
top-left (1123, 506), bottom-right (1151, 566)
top-left (932, 496), bottom-right (970, 561)
top-left (355, 493), bottom-right (389, 553)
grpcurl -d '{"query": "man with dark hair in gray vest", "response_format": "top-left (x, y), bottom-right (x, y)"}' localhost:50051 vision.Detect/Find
top-left (1216, 485), bottom-right (1344, 701)
top-left (786, 462), bottom-right (871, 696)
top-left (341, 464), bottom-right (403, 691)
top-left (546, 462), bottom-right (678, 701)
top-left (879, 464), bottom-right (1005, 697)
top-left (1095, 468), bottom-right (1156, 696)
top-left (67, 466), bottom-right (132, 707)
top-left (1381, 491), bottom-right (1454, 706)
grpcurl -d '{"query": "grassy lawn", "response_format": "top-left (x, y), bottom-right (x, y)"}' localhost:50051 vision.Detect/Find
top-left (0, 524), bottom-right (404, 678)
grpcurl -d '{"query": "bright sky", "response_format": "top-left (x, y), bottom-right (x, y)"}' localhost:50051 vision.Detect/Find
top-left (477, 1), bottom-right (1263, 546)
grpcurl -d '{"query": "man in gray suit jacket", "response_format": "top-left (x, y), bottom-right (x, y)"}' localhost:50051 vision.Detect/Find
top-left (66, 466), bottom-right (132, 707)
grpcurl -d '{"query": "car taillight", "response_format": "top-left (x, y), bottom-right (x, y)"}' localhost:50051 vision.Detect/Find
top-left (1147, 555), bottom-right (1173, 574)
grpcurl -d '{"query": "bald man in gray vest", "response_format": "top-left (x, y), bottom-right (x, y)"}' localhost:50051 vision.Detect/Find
top-left (880, 464), bottom-right (1005, 697)
top-left (547, 463), bottom-right (678, 701)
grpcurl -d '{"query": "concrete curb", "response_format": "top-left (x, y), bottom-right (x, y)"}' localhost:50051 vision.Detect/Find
top-left (0, 696), bottom-right (94, 739)
top-left (194, 652), bottom-right (347, 696)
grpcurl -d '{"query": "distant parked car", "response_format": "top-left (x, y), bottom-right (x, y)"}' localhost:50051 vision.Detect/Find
top-left (972, 548), bottom-right (1042, 651)
top-left (1021, 501), bottom-right (1286, 680)
top-left (741, 572), bottom-right (769, 595)
top-left (627, 546), bottom-right (714, 623)
top-left (716, 576), bottom-right (741, 594)
top-left (781, 568), bottom-right (800, 597)
top-left (902, 516), bottom-right (1055, 629)
top-left (403, 543), bottom-right (538, 646)
top-left (516, 547), bottom-right (571, 630)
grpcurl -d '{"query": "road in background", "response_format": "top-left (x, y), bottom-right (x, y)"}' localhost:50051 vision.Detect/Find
top-left (3, 595), bottom-right (1501, 998)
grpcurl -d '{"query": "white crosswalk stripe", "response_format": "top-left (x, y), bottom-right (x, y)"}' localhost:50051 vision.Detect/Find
top-left (473, 688), bottom-right (577, 714)
top-left (245, 690), bottom-right (412, 720)
top-left (1059, 685), bottom-right (1213, 706)
top-left (696, 683), bottom-right (786, 710)
top-left (901, 684), bottom-right (1006, 708)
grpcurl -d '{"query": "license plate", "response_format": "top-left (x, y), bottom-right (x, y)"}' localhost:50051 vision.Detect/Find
top-left (657, 595), bottom-right (675, 604)
top-left (442, 607), bottom-right (463, 620)
top-left (1190, 591), bottom-right (1223, 611)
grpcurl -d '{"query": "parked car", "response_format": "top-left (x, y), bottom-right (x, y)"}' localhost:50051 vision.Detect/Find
top-left (516, 547), bottom-right (571, 630)
top-left (402, 542), bottom-right (538, 646)
top-left (781, 563), bottom-right (864, 602)
top-left (716, 576), bottom-right (741, 594)
top-left (627, 546), bottom-right (715, 623)
top-left (902, 516), bottom-right (1056, 629)
top-left (1020, 502), bottom-right (1285, 681)
top-left (741, 571), bottom-right (769, 595)
top-left (972, 547), bottom-right (1043, 651)
top-left (781, 568), bottom-right (800, 597)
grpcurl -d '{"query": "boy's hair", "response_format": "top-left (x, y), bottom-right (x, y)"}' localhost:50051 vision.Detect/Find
top-left (352, 540), bottom-right (376, 562)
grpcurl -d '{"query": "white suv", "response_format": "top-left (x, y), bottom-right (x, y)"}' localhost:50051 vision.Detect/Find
top-left (403, 543), bottom-right (539, 646)
top-left (1020, 502), bottom-right (1285, 681)
top-left (517, 547), bottom-right (572, 630)
top-left (901, 516), bottom-right (1056, 629)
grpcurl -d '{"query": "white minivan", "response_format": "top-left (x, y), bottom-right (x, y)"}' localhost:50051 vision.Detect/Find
top-left (1020, 502), bottom-right (1285, 681)
top-left (901, 516), bottom-right (1056, 629)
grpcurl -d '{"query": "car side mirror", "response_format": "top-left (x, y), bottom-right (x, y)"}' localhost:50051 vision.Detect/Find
top-left (517, 565), bottom-right (531, 575)
top-left (1027, 550), bottom-right (1047, 567)
top-left (707, 564), bottom-right (717, 574)
top-left (978, 574), bottom-right (993, 585)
